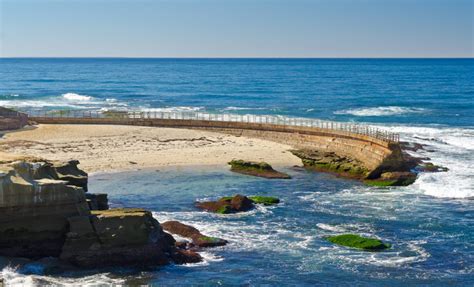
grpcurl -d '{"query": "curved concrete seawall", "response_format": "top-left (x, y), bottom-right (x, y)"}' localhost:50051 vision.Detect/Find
top-left (29, 116), bottom-right (404, 177)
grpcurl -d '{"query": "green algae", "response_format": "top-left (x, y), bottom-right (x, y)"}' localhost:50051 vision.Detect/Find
top-left (216, 205), bottom-right (232, 214)
top-left (228, 159), bottom-right (273, 171)
top-left (198, 236), bottom-right (220, 243)
top-left (327, 234), bottom-right (391, 251)
top-left (248, 196), bottom-right (280, 205)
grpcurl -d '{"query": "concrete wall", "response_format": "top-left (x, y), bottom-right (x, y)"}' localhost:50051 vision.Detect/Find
top-left (30, 117), bottom-right (402, 172)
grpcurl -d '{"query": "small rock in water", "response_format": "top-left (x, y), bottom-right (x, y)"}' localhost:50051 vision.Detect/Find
top-left (161, 221), bottom-right (228, 248)
top-left (327, 234), bottom-right (391, 251)
top-left (228, 159), bottom-right (291, 179)
top-left (195, 194), bottom-right (280, 214)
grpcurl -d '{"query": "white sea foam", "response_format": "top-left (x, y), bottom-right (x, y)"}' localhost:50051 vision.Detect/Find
top-left (334, 106), bottom-right (428, 117)
top-left (0, 265), bottom-right (124, 286)
top-left (316, 223), bottom-right (346, 233)
top-left (140, 106), bottom-right (204, 113)
top-left (62, 92), bottom-right (93, 101)
top-left (0, 93), bottom-right (127, 110)
top-left (221, 106), bottom-right (267, 111)
top-left (372, 125), bottom-right (474, 199)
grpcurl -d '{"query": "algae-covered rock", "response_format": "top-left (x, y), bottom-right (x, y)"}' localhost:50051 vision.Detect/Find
top-left (364, 171), bottom-right (417, 187)
top-left (228, 160), bottom-right (291, 179)
top-left (291, 150), bottom-right (369, 179)
top-left (248, 196), bottom-right (280, 205)
top-left (195, 194), bottom-right (255, 214)
top-left (327, 234), bottom-right (391, 251)
top-left (417, 162), bottom-right (449, 172)
top-left (161, 221), bottom-right (228, 248)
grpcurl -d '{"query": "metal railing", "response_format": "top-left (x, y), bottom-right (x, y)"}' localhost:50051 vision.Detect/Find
top-left (25, 109), bottom-right (399, 143)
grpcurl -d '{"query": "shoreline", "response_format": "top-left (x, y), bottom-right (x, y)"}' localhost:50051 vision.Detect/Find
top-left (0, 124), bottom-right (302, 174)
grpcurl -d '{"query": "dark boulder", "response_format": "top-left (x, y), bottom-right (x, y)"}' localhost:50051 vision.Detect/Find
top-left (161, 221), bottom-right (228, 248)
top-left (230, 194), bottom-right (254, 212)
top-left (196, 194), bottom-right (255, 214)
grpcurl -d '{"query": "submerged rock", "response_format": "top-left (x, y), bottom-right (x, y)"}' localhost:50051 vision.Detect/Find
top-left (416, 162), bottom-right (449, 173)
top-left (161, 221), bottom-right (228, 248)
top-left (327, 234), bottom-right (391, 251)
top-left (364, 171), bottom-right (417, 187)
top-left (228, 160), bottom-right (291, 179)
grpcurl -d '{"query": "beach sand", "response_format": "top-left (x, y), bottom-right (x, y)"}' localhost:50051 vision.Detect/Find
top-left (0, 124), bottom-right (301, 173)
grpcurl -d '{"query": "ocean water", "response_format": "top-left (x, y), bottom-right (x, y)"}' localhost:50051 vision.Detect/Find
top-left (0, 58), bottom-right (473, 285)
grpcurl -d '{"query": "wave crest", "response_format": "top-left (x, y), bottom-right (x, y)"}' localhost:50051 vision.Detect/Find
top-left (62, 93), bottom-right (93, 101)
top-left (334, 106), bottom-right (428, 117)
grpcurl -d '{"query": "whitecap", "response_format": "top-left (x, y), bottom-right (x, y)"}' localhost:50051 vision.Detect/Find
top-left (1, 265), bottom-right (125, 286)
top-left (221, 106), bottom-right (267, 111)
top-left (316, 223), bottom-right (346, 233)
top-left (139, 106), bottom-right (204, 113)
top-left (372, 124), bottom-right (474, 199)
top-left (62, 92), bottom-right (93, 101)
top-left (334, 106), bottom-right (428, 117)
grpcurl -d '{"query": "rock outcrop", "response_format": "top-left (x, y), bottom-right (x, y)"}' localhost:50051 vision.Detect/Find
top-left (161, 221), bottom-right (228, 248)
top-left (291, 150), bottom-right (369, 179)
top-left (0, 160), bottom-right (90, 258)
top-left (85, 193), bottom-right (109, 210)
top-left (195, 194), bottom-right (280, 214)
top-left (60, 209), bottom-right (198, 268)
top-left (291, 149), bottom-right (420, 187)
top-left (0, 159), bottom-right (202, 268)
top-left (0, 107), bottom-right (28, 131)
top-left (327, 234), bottom-right (391, 251)
top-left (228, 160), bottom-right (291, 179)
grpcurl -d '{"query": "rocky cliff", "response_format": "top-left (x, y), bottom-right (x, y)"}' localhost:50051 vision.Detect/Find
top-left (0, 160), bottom-right (200, 267)
top-left (0, 107), bottom-right (28, 131)
top-left (0, 160), bottom-right (90, 258)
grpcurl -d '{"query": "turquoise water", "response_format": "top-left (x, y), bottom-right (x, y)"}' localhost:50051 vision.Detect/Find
top-left (0, 59), bottom-right (473, 285)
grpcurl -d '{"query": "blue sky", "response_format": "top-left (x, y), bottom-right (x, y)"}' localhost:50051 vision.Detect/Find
top-left (0, 0), bottom-right (472, 57)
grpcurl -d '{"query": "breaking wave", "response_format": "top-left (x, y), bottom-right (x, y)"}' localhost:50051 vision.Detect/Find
top-left (334, 106), bottom-right (428, 117)
top-left (62, 93), bottom-right (93, 101)
top-left (0, 93), bottom-right (127, 110)
top-left (374, 124), bottom-right (474, 199)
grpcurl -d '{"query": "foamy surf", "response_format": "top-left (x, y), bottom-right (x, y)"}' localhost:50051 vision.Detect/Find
top-left (372, 125), bottom-right (474, 199)
top-left (0, 265), bottom-right (125, 286)
top-left (62, 93), bottom-right (93, 101)
top-left (334, 106), bottom-right (428, 117)
top-left (0, 93), bottom-right (127, 111)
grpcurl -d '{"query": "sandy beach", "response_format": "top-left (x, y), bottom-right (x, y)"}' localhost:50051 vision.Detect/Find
top-left (0, 124), bottom-right (301, 173)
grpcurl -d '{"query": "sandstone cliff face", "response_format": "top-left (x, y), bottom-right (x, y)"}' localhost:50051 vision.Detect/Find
top-left (60, 209), bottom-right (177, 268)
top-left (0, 107), bottom-right (28, 131)
top-left (0, 160), bottom-right (90, 258)
top-left (0, 159), bottom-right (201, 267)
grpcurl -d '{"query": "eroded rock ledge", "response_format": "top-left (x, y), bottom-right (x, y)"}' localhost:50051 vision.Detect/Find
top-left (228, 160), bottom-right (291, 179)
top-left (0, 160), bottom-right (201, 268)
top-left (291, 145), bottom-right (447, 187)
